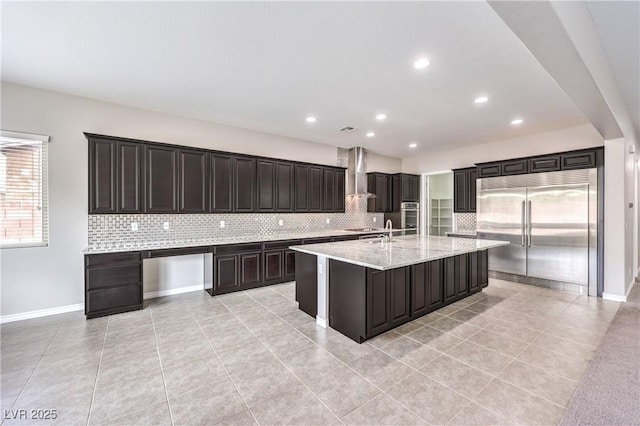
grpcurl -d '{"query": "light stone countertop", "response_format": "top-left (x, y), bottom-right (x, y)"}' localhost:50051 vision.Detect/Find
top-left (82, 228), bottom-right (403, 254)
top-left (289, 235), bottom-right (509, 270)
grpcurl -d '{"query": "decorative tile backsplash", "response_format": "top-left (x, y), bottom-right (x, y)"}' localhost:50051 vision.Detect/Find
top-left (454, 213), bottom-right (477, 233)
top-left (88, 197), bottom-right (382, 246)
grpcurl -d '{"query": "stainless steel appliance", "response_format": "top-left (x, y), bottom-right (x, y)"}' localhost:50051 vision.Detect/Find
top-left (476, 169), bottom-right (597, 295)
top-left (401, 202), bottom-right (419, 235)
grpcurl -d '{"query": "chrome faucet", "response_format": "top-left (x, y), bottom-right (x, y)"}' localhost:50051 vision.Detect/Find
top-left (385, 219), bottom-right (393, 242)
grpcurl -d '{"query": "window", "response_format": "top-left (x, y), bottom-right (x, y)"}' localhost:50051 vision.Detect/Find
top-left (0, 130), bottom-right (49, 248)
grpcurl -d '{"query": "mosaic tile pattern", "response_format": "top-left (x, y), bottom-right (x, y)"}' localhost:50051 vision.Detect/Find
top-left (454, 213), bottom-right (477, 233)
top-left (88, 208), bottom-right (382, 247)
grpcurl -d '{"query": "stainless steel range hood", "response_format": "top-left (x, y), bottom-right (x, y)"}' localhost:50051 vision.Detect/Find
top-left (346, 147), bottom-right (376, 198)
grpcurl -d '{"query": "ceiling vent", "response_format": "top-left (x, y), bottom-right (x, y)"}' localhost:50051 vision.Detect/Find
top-left (339, 126), bottom-right (358, 133)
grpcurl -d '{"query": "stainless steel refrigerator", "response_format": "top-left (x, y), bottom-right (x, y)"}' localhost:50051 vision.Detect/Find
top-left (476, 169), bottom-right (597, 295)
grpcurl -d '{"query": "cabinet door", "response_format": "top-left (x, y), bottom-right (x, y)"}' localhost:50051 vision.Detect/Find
top-left (323, 168), bottom-right (335, 212)
top-left (455, 254), bottom-right (469, 297)
top-left (145, 145), bottom-right (178, 213)
top-left (410, 175), bottom-right (420, 202)
top-left (428, 259), bottom-right (444, 310)
top-left (477, 163), bottom-right (501, 178)
top-left (179, 149), bottom-right (208, 213)
top-left (239, 252), bottom-right (261, 286)
top-left (210, 154), bottom-right (233, 213)
top-left (257, 159), bottom-right (276, 212)
top-left (411, 263), bottom-right (429, 317)
top-left (501, 159), bottom-right (528, 176)
top-left (89, 138), bottom-right (116, 213)
top-left (529, 155), bottom-right (561, 173)
top-left (467, 168), bottom-right (478, 213)
top-left (561, 151), bottom-right (596, 170)
top-left (214, 254), bottom-right (239, 293)
top-left (234, 156), bottom-right (256, 212)
top-left (389, 268), bottom-right (410, 326)
top-left (117, 141), bottom-right (142, 213)
top-left (308, 166), bottom-right (323, 212)
top-left (295, 164), bottom-right (309, 212)
top-left (263, 249), bottom-right (283, 283)
top-left (468, 251), bottom-right (480, 293)
top-left (375, 174), bottom-right (387, 212)
top-left (284, 249), bottom-right (296, 280)
top-left (392, 175), bottom-right (402, 212)
top-left (443, 256), bottom-right (457, 303)
top-left (479, 250), bottom-right (489, 287)
top-left (402, 175), bottom-right (413, 201)
top-left (366, 269), bottom-right (389, 336)
top-left (453, 170), bottom-right (468, 213)
top-left (276, 162), bottom-right (294, 212)
top-left (335, 170), bottom-right (345, 212)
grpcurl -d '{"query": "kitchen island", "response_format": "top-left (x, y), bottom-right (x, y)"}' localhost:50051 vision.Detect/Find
top-left (290, 235), bottom-right (508, 343)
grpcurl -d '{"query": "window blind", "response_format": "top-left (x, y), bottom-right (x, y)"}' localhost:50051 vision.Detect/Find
top-left (0, 130), bottom-right (50, 248)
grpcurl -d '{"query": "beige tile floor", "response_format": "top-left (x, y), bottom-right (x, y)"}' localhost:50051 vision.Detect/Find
top-left (0, 279), bottom-right (622, 426)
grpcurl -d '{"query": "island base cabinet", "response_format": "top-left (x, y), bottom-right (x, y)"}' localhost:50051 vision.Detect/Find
top-left (295, 252), bottom-right (319, 318)
top-left (323, 250), bottom-right (491, 343)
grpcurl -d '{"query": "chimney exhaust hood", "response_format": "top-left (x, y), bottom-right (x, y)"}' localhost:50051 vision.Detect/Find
top-left (346, 147), bottom-right (376, 198)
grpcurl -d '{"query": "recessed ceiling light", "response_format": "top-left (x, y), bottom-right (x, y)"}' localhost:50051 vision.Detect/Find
top-left (413, 58), bottom-right (430, 69)
top-left (511, 118), bottom-right (524, 125)
top-left (376, 114), bottom-right (386, 120)
top-left (366, 132), bottom-right (375, 137)
top-left (474, 96), bottom-right (489, 104)
top-left (409, 143), bottom-right (417, 148)
top-left (306, 116), bottom-right (317, 123)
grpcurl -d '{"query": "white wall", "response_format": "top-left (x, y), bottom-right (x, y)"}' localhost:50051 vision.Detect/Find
top-left (367, 151), bottom-right (402, 174)
top-left (0, 82), bottom-right (345, 318)
top-left (402, 124), bottom-right (603, 174)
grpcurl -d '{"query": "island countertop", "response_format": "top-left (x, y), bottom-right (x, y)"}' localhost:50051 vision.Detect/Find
top-left (289, 234), bottom-right (508, 270)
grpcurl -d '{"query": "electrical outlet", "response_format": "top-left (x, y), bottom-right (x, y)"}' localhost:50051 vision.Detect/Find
top-left (131, 222), bottom-right (138, 231)
top-left (326, 218), bottom-right (330, 224)
top-left (373, 217), bottom-right (377, 223)
top-left (278, 219), bottom-right (283, 226)
top-left (220, 220), bottom-right (225, 228)
top-left (163, 222), bottom-right (170, 230)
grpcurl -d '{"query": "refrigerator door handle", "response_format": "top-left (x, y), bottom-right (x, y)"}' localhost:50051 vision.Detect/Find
top-left (521, 201), bottom-right (526, 247)
top-left (527, 200), bottom-right (532, 247)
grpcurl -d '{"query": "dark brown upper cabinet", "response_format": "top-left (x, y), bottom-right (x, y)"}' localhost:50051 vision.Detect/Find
top-left (529, 155), bottom-right (561, 173)
top-left (323, 168), bottom-right (335, 212)
top-left (144, 145), bottom-right (178, 213)
top-left (117, 142), bottom-right (143, 213)
top-left (276, 161), bottom-right (294, 212)
top-left (294, 164), bottom-right (309, 212)
top-left (308, 166), bottom-right (323, 212)
top-left (335, 170), bottom-right (345, 212)
top-left (561, 150), bottom-right (596, 170)
top-left (392, 173), bottom-right (420, 211)
top-left (477, 162), bottom-right (501, 178)
top-left (88, 136), bottom-right (142, 214)
top-left (501, 159), bottom-right (528, 176)
top-left (210, 153), bottom-right (233, 213)
top-left (88, 137), bottom-right (116, 213)
top-left (453, 167), bottom-right (476, 213)
top-left (367, 173), bottom-right (392, 213)
top-left (257, 159), bottom-right (276, 212)
top-left (233, 156), bottom-right (256, 212)
top-left (178, 149), bottom-right (208, 213)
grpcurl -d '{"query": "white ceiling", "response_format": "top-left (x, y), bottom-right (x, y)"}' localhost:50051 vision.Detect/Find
top-left (2, 1), bottom-right (590, 158)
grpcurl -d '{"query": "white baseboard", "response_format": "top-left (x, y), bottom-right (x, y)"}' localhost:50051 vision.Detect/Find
top-left (0, 303), bottom-right (84, 324)
top-left (143, 285), bottom-right (203, 300)
top-left (602, 292), bottom-right (627, 303)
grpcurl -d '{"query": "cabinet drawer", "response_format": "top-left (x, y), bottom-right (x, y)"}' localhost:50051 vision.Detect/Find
top-left (86, 264), bottom-right (142, 290)
top-left (501, 160), bottom-right (528, 176)
top-left (263, 239), bottom-right (302, 250)
top-left (529, 155), bottom-right (561, 173)
top-left (332, 235), bottom-right (360, 242)
top-left (477, 163), bottom-right (501, 178)
top-left (86, 252), bottom-right (141, 267)
top-left (86, 284), bottom-right (141, 314)
top-left (561, 151), bottom-right (596, 170)
top-left (214, 243), bottom-right (262, 255)
top-left (302, 237), bottom-right (332, 245)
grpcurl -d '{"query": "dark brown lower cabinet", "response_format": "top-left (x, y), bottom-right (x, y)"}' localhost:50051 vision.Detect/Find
top-left (410, 260), bottom-right (444, 317)
top-left (214, 254), bottom-right (240, 293)
top-left (85, 252), bottom-right (143, 319)
top-left (211, 243), bottom-right (262, 295)
top-left (284, 249), bottom-right (296, 281)
top-left (295, 252), bottom-right (319, 318)
top-left (264, 250), bottom-right (284, 283)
